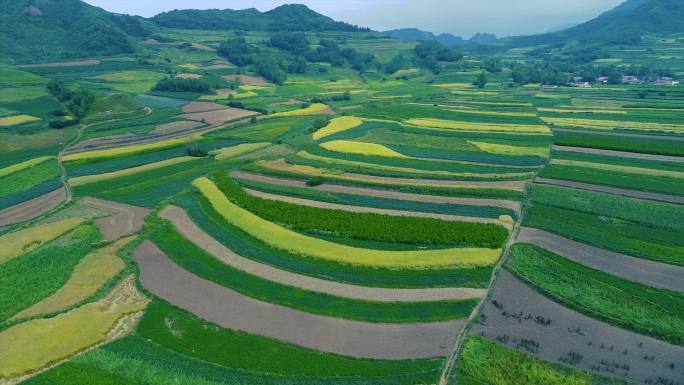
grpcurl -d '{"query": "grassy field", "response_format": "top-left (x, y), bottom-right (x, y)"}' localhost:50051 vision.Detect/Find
top-left (12, 238), bottom-right (131, 320)
top-left (212, 142), bottom-right (271, 160)
top-left (507, 244), bottom-right (684, 346)
top-left (63, 138), bottom-right (188, 163)
top-left (215, 173), bottom-right (508, 248)
top-left (0, 218), bottom-right (85, 264)
top-left (454, 336), bottom-right (622, 385)
top-left (68, 157), bottom-right (201, 187)
top-left (0, 225), bottom-right (100, 323)
top-left (195, 177), bottom-right (502, 269)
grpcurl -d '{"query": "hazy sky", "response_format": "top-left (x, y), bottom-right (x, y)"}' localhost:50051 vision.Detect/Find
top-left (84, 0), bottom-right (625, 38)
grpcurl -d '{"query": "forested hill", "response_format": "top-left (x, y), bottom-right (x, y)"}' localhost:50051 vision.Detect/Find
top-left (507, 0), bottom-right (684, 46)
top-left (152, 4), bottom-right (369, 32)
top-left (0, 0), bottom-right (147, 63)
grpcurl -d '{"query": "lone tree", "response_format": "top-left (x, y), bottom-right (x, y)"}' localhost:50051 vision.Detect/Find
top-left (474, 71), bottom-right (488, 89)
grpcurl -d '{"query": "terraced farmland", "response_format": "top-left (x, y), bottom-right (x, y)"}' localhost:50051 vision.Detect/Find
top-left (2, 2), bottom-right (683, 384)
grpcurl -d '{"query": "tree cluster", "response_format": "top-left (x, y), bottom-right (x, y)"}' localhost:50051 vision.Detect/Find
top-left (153, 78), bottom-right (212, 93)
top-left (46, 80), bottom-right (95, 119)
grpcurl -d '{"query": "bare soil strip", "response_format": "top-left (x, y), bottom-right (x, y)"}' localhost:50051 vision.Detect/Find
top-left (553, 128), bottom-right (684, 142)
top-left (471, 271), bottom-right (684, 385)
top-left (179, 108), bottom-right (259, 126)
top-left (230, 171), bottom-right (522, 212)
top-left (341, 173), bottom-right (528, 191)
top-left (82, 198), bottom-right (150, 241)
top-left (0, 188), bottom-right (67, 228)
top-left (181, 102), bottom-right (227, 114)
top-left (534, 177), bottom-right (684, 205)
top-left (553, 145), bottom-right (684, 163)
top-left (16, 59), bottom-right (100, 68)
top-left (517, 227), bottom-right (684, 293)
top-left (222, 75), bottom-right (269, 87)
top-left (160, 205), bottom-right (485, 302)
top-left (133, 240), bottom-right (463, 359)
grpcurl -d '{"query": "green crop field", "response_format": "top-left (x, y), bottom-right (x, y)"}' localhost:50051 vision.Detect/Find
top-left (2, 2), bottom-right (683, 384)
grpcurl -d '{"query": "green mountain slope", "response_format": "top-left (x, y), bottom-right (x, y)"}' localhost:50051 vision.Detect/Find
top-left (0, 0), bottom-right (147, 64)
top-left (152, 4), bottom-right (368, 32)
top-left (509, 0), bottom-right (684, 46)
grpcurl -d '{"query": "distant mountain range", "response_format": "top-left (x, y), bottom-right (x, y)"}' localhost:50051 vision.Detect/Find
top-left (2, 0), bottom-right (683, 63)
top-left (508, 0), bottom-right (684, 45)
top-left (152, 4), bottom-right (368, 32)
top-left (0, 1), bottom-right (367, 63)
top-left (382, 28), bottom-right (496, 47)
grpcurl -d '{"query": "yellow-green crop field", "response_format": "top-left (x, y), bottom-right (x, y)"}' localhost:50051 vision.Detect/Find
top-left (63, 138), bottom-right (187, 162)
top-left (313, 116), bottom-right (363, 140)
top-left (212, 142), bottom-right (271, 160)
top-left (0, 156), bottom-right (54, 178)
top-left (12, 237), bottom-right (131, 320)
top-left (68, 156), bottom-right (201, 187)
top-left (297, 151), bottom-right (534, 180)
top-left (0, 218), bottom-right (85, 264)
top-left (321, 140), bottom-right (409, 158)
top-left (468, 141), bottom-right (550, 157)
top-left (0, 115), bottom-right (40, 127)
top-left (270, 103), bottom-right (331, 117)
top-left (0, 281), bottom-right (147, 378)
top-left (405, 118), bottom-right (551, 134)
top-left (194, 177), bottom-right (502, 268)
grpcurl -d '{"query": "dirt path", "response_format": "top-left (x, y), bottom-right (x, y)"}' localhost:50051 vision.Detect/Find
top-left (82, 198), bottom-right (150, 241)
top-left (553, 145), bottom-right (684, 163)
top-left (230, 171), bottom-right (522, 212)
top-left (243, 188), bottom-right (507, 226)
top-left (534, 177), bottom-right (684, 205)
top-left (160, 205), bottom-right (486, 302)
top-left (471, 271), bottom-right (684, 385)
top-left (133, 240), bottom-right (463, 359)
top-left (0, 188), bottom-right (67, 228)
top-left (517, 227), bottom-right (684, 292)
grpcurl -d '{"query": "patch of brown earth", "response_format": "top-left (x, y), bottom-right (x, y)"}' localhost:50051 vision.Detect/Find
top-left (17, 60), bottom-right (100, 69)
top-left (472, 271), bottom-right (684, 385)
top-left (82, 198), bottom-right (150, 241)
top-left (181, 101), bottom-right (226, 113)
top-left (178, 107), bottom-right (259, 126)
top-left (0, 188), bottom-right (67, 228)
top-left (160, 205), bottom-right (486, 302)
top-left (152, 120), bottom-right (204, 135)
top-left (535, 177), bottom-right (684, 204)
top-left (133, 240), bottom-right (463, 359)
top-left (222, 74), bottom-right (269, 86)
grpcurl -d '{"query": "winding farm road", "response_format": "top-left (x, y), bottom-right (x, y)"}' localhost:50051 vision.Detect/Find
top-left (243, 188), bottom-right (507, 226)
top-left (231, 171), bottom-right (522, 212)
top-left (159, 205), bottom-right (486, 302)
top-left (133, 240), bottom-right (463, 359)
top-left (552, 145), bottom-right (684, 163)
top-left (517, 227), bottom-right (684, 293)
top-left (535, 177), bottom-right (684, 205)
